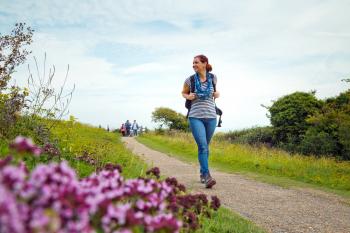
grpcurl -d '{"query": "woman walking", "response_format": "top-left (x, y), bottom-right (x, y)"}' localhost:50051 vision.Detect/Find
top-left (182, 54), bottom-right (220, 188)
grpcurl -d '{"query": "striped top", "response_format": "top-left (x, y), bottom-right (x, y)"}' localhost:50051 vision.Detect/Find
top-left (184, 74), bottom-right (217, 119)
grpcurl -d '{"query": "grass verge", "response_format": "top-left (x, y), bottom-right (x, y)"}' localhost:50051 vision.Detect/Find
top-left (197, 208), bottom-right (266, 233)
top-left (137, 133), bottom-right (350, 199)
top-left (47, 120), bottom-right (148, 178)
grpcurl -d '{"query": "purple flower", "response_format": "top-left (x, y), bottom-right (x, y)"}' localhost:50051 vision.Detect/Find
top-left (0, 184), bottom-right (27, 233)
top-left (146, 167), bottom-right (160, 179)
top-left (165, 177), bottom-right (178, 187)
top-left (185, 211), bottom-right (198, 230)
top-left (145, 213), bottom-right (182, 233)
top-left (0, 156), bottom-right (13, 169)
top-left (101, 203), bottom-right (131, 232)
top-left (0, 136), bottom-right (217, 233)
top-left (43, 143), bottom-right (60, 157)
top-left (10, 136), bottom-right (42, 156)
top-left (0, 163), bottom-right (28, 195)
top-left (210, 195), bottom-right (221, 211)
top-left (104, 163), bottom-right (122, 173)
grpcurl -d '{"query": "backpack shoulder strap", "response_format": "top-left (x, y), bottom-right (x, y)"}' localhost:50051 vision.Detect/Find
top-left (211, 73), bottom-right (216, 92)
top-left (190, 75), bottom-right (195, 93)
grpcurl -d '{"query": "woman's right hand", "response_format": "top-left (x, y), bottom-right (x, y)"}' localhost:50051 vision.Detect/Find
top-left (187, 92), bottom-right (196, 100)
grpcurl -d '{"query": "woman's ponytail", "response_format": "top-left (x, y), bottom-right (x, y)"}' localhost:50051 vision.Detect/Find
top-left (206, 63), bottom-right (212, 72)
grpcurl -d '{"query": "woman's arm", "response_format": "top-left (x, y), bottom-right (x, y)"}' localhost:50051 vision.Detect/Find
top-left (182, 83), bottom-right (196, 100)
top-left (213, 91), bottom-right (220, 99)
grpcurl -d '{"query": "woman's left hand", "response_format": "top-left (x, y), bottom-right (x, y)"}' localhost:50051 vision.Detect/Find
top-left (213, 91), bottom-right (220, 99)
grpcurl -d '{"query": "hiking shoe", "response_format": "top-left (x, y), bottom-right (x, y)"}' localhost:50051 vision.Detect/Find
top-left (204, 174), bottom-right (216, 189)
top-left (200, 174), bottom-right (205, 183)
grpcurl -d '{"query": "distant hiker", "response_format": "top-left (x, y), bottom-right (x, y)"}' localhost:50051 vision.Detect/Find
top-left (125, 120), bottom-right (131, 136)
top-left (181, 54), bottom-right (220, 189)
top-left (132, 120), bottom-right (139, 136)
top-left (120, 123), bottom-right (126, 136)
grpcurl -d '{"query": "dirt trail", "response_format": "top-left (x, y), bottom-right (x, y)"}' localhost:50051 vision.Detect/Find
top-left (122, 137), bottom-right (350, 233)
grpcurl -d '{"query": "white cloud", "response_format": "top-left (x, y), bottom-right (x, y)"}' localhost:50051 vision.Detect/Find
top-left (2, 0), bottom-right (350, 131)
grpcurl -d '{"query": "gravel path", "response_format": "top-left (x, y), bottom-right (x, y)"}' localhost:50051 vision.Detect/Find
top-left (122, 137), bottom-right (350, 233)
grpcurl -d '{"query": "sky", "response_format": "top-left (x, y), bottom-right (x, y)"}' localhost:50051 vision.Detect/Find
top-left (1, 0), bottom-right (349, 131)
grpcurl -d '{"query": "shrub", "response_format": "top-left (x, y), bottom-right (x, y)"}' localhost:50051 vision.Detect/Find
top-left (299, 127), bottom-right (338, 156)
top-left (152, 107), bottom-right (189, 132)
top-left (304, 90), bottom-right (350, 159)
top-left (214, 126), bottom-right (274, 146)
top-left (265, 91), bottom-right (323, 145)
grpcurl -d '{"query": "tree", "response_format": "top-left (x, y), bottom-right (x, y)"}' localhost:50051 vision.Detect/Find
top-left (302, 90), bottom-right (350, 159)
top-left (264, 91), bottom-right (323, 146)
top-left (0, 23), bottom-right (33, 137)
top-left (0, 23), bottom-right (34, 91)
top-left (151, 107), bottom-right (189, 131)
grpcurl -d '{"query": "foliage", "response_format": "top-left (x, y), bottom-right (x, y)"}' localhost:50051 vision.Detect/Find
top-left (0, 136), bottom-right (220, 233)
top-left (299, 127), bottom-right (338, 156)
top-left (196, 208), bottom-right (266, 233)
top-left (0, 24), bottom-right (74, 140)
top-left (0, 23), bottom-right (33, 91)
top-left (45, 118), bottom-right (147, 178)
top-left (214, 126), bottom-right (274, 146)
top-left (301, 90), bottom-right (350, 159)
top-left (0, 23), bottom-right (33, 137)
top-left (0, 86), bottom-right (29, 137)
top-left (265, 91), bottom-right (323, 148)
top-left (152, 107), bottom-right (189, 131)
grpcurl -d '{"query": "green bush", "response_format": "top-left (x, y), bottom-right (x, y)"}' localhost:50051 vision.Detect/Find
top-left (266, 91), bottom-right (323, 145)
top-left (152, 107), bottom-right (189, 131)
top-left (214, 126), bottom-right (274, 146)
top-left (299, 127), bottom-right (338, 156)
top-left (339, 119), bottom-right (350, 160)
top-left (304, 90), bottom-right (350, 159)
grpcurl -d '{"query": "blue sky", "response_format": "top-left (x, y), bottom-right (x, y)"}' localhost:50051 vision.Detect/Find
top-left (1, 0), bottom-right (349, 131)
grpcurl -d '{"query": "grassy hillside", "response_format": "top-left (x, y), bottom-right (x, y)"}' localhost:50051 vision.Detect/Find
top-left (48, 120), bottom-right (149, 178)
top-left (0, 119), bottom-right (148, 178)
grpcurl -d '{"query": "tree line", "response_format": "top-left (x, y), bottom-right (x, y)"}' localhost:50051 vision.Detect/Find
top-left (152, 82), bottom-right (350, 160)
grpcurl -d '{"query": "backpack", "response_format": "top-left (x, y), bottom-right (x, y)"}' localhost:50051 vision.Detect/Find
top-left (185, 74), bottom-right (223, 127)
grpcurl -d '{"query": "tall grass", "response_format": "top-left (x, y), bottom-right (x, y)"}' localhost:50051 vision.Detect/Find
top-left (47, 120), bottom-right (148, 178)
top-left (138, 132), bottom-right (350, 194)
top-left (0, 119), bottom-right (148, 178)
top-left (196, 208), bottom-right (266, 233)
top-left (0, 121), bottom-right (267, 233)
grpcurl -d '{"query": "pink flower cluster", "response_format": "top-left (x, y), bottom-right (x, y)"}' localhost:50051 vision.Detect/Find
top-left (43, 143), bottom-right (60, 157)
top-left (77, 151), bottom-right (97, 166)
top-left (0, 137), bottom-right (220, 233)
top-left (10, 136), bottom-right (42, 156)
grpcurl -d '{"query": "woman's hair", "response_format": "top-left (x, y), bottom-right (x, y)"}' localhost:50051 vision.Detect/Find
top-left (194, 54), bottom-right (212, 72)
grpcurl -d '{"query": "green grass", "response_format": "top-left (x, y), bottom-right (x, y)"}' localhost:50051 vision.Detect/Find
top-left (0, 120), bottom-right (268, 232)
top-left (137, 132), bottom-right (350, 199)
top-left (0, 119), bottom-right (148, 178)
top-left (197, 208), bottom-right (266, 233)
top-left (46, 120), bottom-right (148, 178)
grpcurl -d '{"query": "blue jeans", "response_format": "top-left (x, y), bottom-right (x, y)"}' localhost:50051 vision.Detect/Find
top-left (189, 117), bottom-right (217, 176)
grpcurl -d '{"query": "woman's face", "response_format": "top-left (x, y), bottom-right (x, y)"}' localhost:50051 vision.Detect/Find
top-left (193, 57), bottom-right (206, 73)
